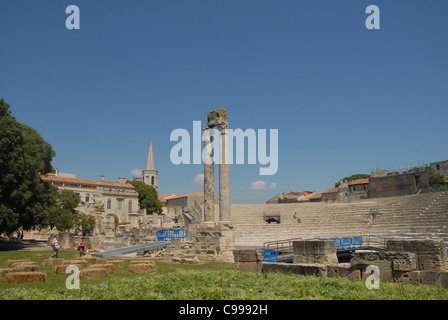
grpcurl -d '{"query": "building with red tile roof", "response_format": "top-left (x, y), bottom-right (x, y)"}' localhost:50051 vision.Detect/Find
top-left (41, 172), bottom-right (140, 235)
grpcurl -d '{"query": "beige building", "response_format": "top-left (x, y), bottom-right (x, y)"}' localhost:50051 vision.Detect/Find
top-left (39, 139), bottom-right (160, 236)
top-left (41, 173), bottom-right (141, 235)
top-left (157, 191), bottom-right (219, 225)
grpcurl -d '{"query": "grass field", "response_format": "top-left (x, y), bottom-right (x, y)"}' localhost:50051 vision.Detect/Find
top-left (1, 249), bottom-right (448, 300)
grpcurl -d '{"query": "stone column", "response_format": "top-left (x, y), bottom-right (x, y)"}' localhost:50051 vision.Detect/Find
top-left (203, 127), bottom-right (214, 223)
top-left (219, 125), bottom-right (231, 222)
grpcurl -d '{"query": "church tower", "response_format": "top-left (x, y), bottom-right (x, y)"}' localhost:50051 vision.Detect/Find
top-left (142, 140), bottom-right (158, 190)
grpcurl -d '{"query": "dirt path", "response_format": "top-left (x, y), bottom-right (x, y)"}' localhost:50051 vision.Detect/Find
top-left (0, 239), bottom-right (49, 252)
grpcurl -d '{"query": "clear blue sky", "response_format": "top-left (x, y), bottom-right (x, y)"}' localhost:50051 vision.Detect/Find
top-left (1, 1), bottom-right (447, 203)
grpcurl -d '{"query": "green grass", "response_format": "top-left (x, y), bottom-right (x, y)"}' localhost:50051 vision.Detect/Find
top-left (1, 250), bottom-right (448, 300)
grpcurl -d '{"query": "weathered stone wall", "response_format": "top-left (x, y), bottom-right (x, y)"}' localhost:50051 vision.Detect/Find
top-left (386, 239), bottom-right (448, 271)
top-left (293, 240), bottom-right (338, 265)
top-left (349, 251), bottom-right (417, 282)
top-left (233, 250), bottom-right (264, 272)
top-left (165, 223), bottom-right (235, 262)
top-left (56, 232), bottom-right (104, 251)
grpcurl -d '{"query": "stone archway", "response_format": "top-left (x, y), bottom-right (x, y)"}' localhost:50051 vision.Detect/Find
top-left (105, 214), bottom-right (119, 235)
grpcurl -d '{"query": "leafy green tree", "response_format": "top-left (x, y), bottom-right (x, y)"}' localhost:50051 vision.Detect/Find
top-left (428, 168), bottom-right (448, 191)
top-left (0, 99), bottom-right (56, 234)
top-left (128, 180), bottom-right (162, 214)
top-left (74, 213), bottom-right (96, 236)
top-left (43, 189), bottom-right (80, 231)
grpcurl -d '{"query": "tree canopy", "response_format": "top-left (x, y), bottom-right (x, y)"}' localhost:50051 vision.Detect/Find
top-left (428, 168), bottom-right (448, 191)
top-left (127, 180), bottom-right (162, 214)
top-left (0, 99), bottom-right (57, 234)
top-left (42, 188), bottom-right (81, 231)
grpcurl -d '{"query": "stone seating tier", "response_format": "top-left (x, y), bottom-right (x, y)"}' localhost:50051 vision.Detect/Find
top-left (225, 192), bottom-right (448, 247)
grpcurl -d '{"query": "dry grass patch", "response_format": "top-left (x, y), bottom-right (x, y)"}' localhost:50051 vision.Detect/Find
top-left (6, 259), bottom-right (31, 268)
top-left (60, 260), bottom-right (89, 268)
top-left (5, 272), bottom-right (47, 284)
top-left (128, 262), bottom-right (156, 274)
top-left (80, 257), bottom-right (100, 264)
top-left (0, 268), bottom-right (15, 279)
top-left (12, 264), bottom-right (40, 272)
top-left (80, 268), bottom-right (108, 281)
top-left (89, 263), bottom-right (115, 274)
top-left (53, 264), bottom-right (82, 275)
top-left (105, 259), bottom-right (125, 268)
top-left (43, 258), bottom-right (64, 266)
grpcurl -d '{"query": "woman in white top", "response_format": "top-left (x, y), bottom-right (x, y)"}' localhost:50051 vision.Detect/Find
top-left (50, 235), bottom-right (59, 258)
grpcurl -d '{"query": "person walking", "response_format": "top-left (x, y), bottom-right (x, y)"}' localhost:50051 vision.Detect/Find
top-left (78, 238), bottom-right (86, 257)
top-left (50, 235), bottom-right (60, 258)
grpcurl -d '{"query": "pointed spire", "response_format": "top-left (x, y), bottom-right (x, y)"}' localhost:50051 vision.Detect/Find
top-left (145, 140), bottom-right (155, 171)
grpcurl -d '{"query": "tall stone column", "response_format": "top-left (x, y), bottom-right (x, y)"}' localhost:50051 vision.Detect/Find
top-left (219, 125), bottom-right (231, 222)
top-left (203, 127), bottom-right (214, 223)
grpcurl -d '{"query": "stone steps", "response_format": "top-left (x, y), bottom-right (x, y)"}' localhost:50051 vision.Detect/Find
top-left (230, 191), bottom-right (448, 247)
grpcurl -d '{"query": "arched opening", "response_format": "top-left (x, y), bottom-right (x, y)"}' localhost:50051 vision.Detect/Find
top-left (105, 214), bottom-right (119, 234)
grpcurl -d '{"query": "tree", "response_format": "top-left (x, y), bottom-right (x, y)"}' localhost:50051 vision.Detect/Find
top-left (428, 168), bottom-right (448, 191)
top-left (0, 99), bottom-right (56, 234)
top-left (74, 213), bottom-right (96, 236)
top-left (43, 189), bottom-right (81, 231)
top-left (128, 180), bottom-right (162, 214)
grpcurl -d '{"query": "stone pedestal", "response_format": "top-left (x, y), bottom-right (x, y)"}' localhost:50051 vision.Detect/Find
top-left (293, 240), bottom-right (338, 265)
top-left (177, 223), bottom-right (235, 262)
top-left (233, 250), bottom-right (264, 272)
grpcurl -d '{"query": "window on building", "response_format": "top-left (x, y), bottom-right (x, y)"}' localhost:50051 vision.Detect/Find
top-left (106, 216), bottom-right (111, 228)
top-left (331, 193), bottom-right (338, 200)
top-left (128, 201), bottom-right (132, 212)
top-left (151, 176), bottom-right (155, 185)
top-left (323, 194), bottom-right (330, 200)
top-left (85, 193), bottom-right (90, 202)
top-left (107, 199), bottom-right (111, 210)
top-left (118, 199), bottom-right (123, 210)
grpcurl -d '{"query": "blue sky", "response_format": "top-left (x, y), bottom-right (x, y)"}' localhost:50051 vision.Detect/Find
top-left (1, 1), bottom-right (447, 203)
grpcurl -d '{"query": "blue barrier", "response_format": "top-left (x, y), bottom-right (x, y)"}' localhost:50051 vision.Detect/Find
top-left (319, 236), bottom-right (364, 251)
top-left (156, 229), bottom-right (188, 241)
top-left (258, 249), bottom-right (278, 262)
